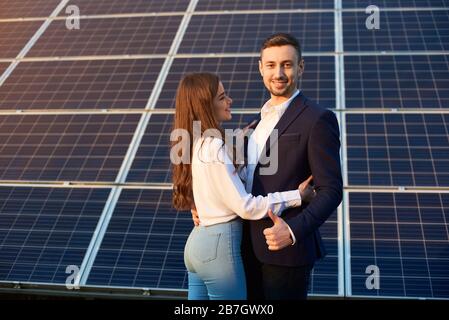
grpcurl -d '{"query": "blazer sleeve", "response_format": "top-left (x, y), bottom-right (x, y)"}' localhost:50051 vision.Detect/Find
top-left (285, 110), bottom-right (343, 241)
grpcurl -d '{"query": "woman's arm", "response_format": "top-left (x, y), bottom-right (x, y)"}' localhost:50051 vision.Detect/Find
top-left (197, 137), bottom-right (301, 220)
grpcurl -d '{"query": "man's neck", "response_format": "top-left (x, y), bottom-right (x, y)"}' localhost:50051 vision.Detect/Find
top-left (269, 89), bottom-right (298, 106)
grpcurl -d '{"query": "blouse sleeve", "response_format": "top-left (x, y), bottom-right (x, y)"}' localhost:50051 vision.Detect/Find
top-left (196, 137), bottom-right (301, 220)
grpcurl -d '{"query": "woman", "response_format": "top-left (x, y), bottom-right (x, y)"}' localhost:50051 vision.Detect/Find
top-left (172, 73), bottom-right (314, 300)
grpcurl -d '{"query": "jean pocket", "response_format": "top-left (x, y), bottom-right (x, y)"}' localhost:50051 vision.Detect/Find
top-left (193, 232), bottom-right (221, 263)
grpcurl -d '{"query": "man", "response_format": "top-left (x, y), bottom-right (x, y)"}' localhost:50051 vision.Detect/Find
top-left (192, 33), bottom-right (342, 300)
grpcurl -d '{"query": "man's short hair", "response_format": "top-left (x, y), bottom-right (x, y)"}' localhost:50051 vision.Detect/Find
top-left (260, 33), bottom-right (302, 61)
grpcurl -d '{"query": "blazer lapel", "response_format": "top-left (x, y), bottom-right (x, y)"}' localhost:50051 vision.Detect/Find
top-left (263, 92), bottom-right (309, 155)
top-left (243, 114), bottom-right (261, 164)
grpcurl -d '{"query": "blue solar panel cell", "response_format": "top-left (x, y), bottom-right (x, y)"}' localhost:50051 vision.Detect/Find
top-left (126, 113), bottom-right (257, 183)
top-left (345, 55), bottom-right (449, 109)
top-left (179, 13), bottom-right (335, 54)
top-left (61, 0), bottom-right (190, 15)
top-left (157, 57), bottom-right (335, 109)
top-left (0, 0), bottom-right (61, 19)
top-left (0, 21), bottom-right (41, 58)
top-left (310, 258), bottom-right (338, 295)
top-left (87, 189), bottom-right (339, 295)
top-left (343, 0), bottom-right (449, 8)
top-left (196, 0), bottom-right (335, 10)
top-left (28, 16), bottom-right (182, 57)
top-left (0, 63), bottom-right (9, 77)
top-left (0, 114), bottom-right (140, 182)
top-left (346, 113), bottom-right (449, 187)
top-left (0, 59), bottom-right (164, 110)
top-left (309, 212), bottom-right (339, 296)
top-left (343, 10), bottom-right (449, 51)
top-left (349, 192), bottom-right (449, 299)
top-left (0, 186), bottom-right (110, 284)
top-left (86, 189), bottom-right (190, 289)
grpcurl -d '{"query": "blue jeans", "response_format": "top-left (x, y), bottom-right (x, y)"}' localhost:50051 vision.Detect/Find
top-left (184, 218), bottom-right (246, 300)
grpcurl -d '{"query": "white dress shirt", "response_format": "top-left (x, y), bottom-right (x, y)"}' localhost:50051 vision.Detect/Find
top-left (246, 89), bottom-right (301, 244)
top-left (192, 136), bottom-right (301, 226)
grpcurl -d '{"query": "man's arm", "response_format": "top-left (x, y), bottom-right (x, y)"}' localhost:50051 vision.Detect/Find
top-left (285, 110), bottom-right (343, 241)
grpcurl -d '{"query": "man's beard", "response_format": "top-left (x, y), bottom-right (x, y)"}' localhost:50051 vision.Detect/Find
top-left (271, 88), bottom-right (289, 96)
top-left (270, 83), bottom-right (293, 96)
top-left (268, 76), bottom-right (297, 97)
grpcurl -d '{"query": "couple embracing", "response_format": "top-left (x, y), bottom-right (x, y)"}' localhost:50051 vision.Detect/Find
top-left (171, 33), bottom-right (342, 300)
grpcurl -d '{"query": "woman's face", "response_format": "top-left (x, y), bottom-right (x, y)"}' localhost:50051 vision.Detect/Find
top-left (213, 82), bottom-right (233, 122)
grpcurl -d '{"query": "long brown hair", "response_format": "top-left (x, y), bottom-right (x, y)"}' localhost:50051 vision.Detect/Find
top-left (172, 73), bottom-right (227, 210)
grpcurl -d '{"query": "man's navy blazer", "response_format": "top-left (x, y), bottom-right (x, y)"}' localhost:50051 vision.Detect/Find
top-left (245, 92), bottom-right (343, 266)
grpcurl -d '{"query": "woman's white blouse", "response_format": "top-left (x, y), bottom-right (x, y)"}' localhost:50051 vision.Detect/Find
top-left (192, 137), bottom-right (301, 226)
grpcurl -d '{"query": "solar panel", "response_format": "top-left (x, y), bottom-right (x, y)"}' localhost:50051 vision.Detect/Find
top-left (86, 189), bottom-right (338, 295)
top-left (0, 114), bottom-right (140, 182)
top-left (126, 114), bottom-right (174, 184)
top-left (60, 0), bottom-right (190, 16)
top-left (346, 113), bottom-right (449, 187)
top-left (196, 0), bottom-right (335, 11)
top-left (157, 56), bottom-right (335, 109)
top-left (179, 13), bottom-right (335, 54)
top-left (126, 113), bottom-right (257, 183)
top-left (309, 212), bottom-right (339, 296)
top-left (0, 63), bottom-right (10, 77)
top-left (0, 0), bottom-right (61, 19)
top-left (343, 0), bottom-right (449, 8)
top-left (1, 0), bottom-right (448, 301)
top-left (0, 21), bottom-right (42, 59)
top-left (0, 186), bottom-right (110, 283)
top-left (28, 16), bottom-right (182, 57)
top-left (343, 10), bottom-right (449, 52)
top-left (0, 59), bottom-right (164, 110)
top-left (349, 192), bottom-right (449, 299)
top-left (345, 55), bottom-right (449, 109)
top-left (86, 189), bottom-right (190, 289)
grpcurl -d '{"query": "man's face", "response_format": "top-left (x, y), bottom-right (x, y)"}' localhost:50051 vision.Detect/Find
top-left (259, 45), bottom-right (304, 99)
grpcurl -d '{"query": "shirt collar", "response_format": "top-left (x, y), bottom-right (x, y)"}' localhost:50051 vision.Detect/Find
top-left (260, 89), bottom-right (300, 120)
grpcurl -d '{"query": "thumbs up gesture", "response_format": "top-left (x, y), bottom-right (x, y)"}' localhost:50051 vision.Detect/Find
top-left (263, 209), bottom-right (293, 251)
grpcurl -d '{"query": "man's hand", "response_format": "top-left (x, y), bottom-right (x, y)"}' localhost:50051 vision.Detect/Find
top-left (263, 209), bottom-right (293, 251)
top-left (191, 207), bottom-right (200, 226)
